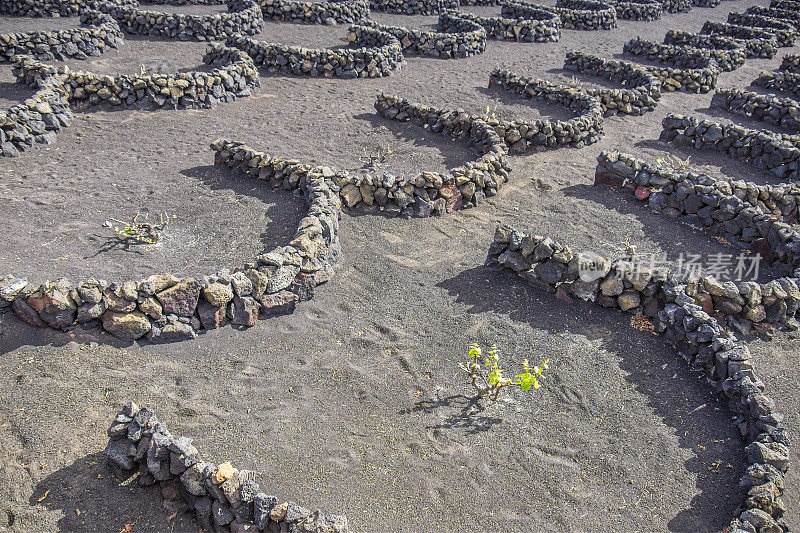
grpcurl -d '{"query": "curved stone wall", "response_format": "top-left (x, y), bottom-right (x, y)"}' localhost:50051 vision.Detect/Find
top-left (691, 0), bottom-right (720, 7)
top-left (660, 0), bottom-right (691, 13)
top-left (753, 69), bottom-right (800, 97)
top-left (225, 24), bottom-right (404, 78)
top-left (448, 8), bottom-right (562, 43)
top-left (0, 0), bottom-right (87, 16)
top-left (771, 0), bottom-right (800, 10)
top-left (0, 10), bottom-right (122, 62)
top-left (607, 0), bottom-right (661, 21)
top-left (702, 21), bottom-right (785, 50)
top-left (13, 43), bottom-right (259, 109)
top-left (370, 93), bottom-right (512, 215)
top-left (362, 14), bottom-right (487, 59)
top-left (503, 0), bottom-right (617, 31)
top-left (98, 0), bottom-right (263, 41)
top-left (727, 12), bottom-right (797, 48)
top-left (489, 68), bottom-right (604, 149)
top-left (663, 30), bottom-right (749, 67)
top-left (670, 28), bottom-right (776, 59)
top-left (103, 402), bottom-right (351, 533)
top-left (779, 52), bottom-right (800, 72)
top-left (660, 113), bottom-right (800, 182)
top-left (1, 59), bottom-right (72, 157)
top-left (258, 0), bottom-right (370, 24)
top-left (368, 0), bottom-right (458, 14)
top-left (0, 140), bottom-right (342, 341)
top-left (623, 38), bottom-right (720, 93)
top-left (563, 51), bottom-right (661, 115)
top-left (488, 224), bottom-right (790, 532)
top-left (712, 88), bottom-right (800, 134)
top-left (747, 5), bottom-right (800, 29)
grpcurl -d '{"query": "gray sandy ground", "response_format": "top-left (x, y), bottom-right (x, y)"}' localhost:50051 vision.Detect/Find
top-left (0, 0), bottom-right (799, 531)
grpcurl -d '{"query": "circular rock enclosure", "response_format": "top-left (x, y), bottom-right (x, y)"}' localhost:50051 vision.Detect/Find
top-left (0, 0), bottom-right (799, 531)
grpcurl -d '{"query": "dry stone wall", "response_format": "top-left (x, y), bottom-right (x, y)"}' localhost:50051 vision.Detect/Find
top-left (98, 0), bottom-right (263, 41)
top-left (1, 59), bottom-right (72, 157)
top-left (623, 37), bottom-right (720, 92)
top-left (754, 69), bottom-right (800, 97)
top-left (362, 14), bottom-right (487, 59)
top-left (0, 0), bottom-right (86, 16)
top-left (747, 5), bottom-right (800, 29)
top-left (368, 0), bottom-right (458, 14)
top-left (606, 0), bottom-right (661, 21)
top-left (0, 10), bottom-right (122, 62)
top-left (779, 52), bottom-right (800, 72)
top-left (660, 0), bottom-right (692, 13)
top-left (727, 12), bottom-right (797, 47)
top-left (257, 0), bottom-right (370, 24)
top-left (502, 0), bottom-right (617, 31)
top-left (663, 29), bottom-right (749, 67)
top-left (488, 67), bottom-right (604, 149)
top-left (712, 88), bottom-right (800, 134)
top-left (103, 402), bottom-right (350, 533)
top-left (563, 51), bottom-right (661, 115)
top-left (488, 225), bottom-right (790, 532)
top-left (13, 43), bottom-right (259, 109)
top-left (0, 139), bottom-right (342, 342)
top-left (447, 8), bottom-right (561, 43)
top-left (702, 21), bottom-right (785, 51)
top-left (225, 25), bottom-right (403, 78)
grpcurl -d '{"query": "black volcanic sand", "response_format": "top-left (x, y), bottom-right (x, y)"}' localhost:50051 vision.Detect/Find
top-left (0, 0), bottom-right (799, 531)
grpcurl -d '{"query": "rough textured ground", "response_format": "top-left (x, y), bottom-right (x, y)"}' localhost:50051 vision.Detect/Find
top-left (0, 0), bottom-right (799, 531)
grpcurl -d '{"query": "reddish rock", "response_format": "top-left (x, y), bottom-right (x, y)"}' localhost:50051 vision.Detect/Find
top-left (27, 282), bottom-right (76, 329)
top-left (634, 186), bottom-right (651, 200)
top-left (696, 292), bottom-right (714, 315)
top-left (750, 239), bottom-right (775, 265)
top-left (198, 300), bottom-right (226, 330)
top-left (260, 290), bottom-right (298, 317)
top-left (229, 296), bottom-right (259, 327)
top-left (594, 171), bottom-right (624, 187)
top-left (440, 178), bottom-right (463, 213)
top-left (12, 298), bottom-right (46, 328)
top-left (156, 279), bottom-right (200, 317)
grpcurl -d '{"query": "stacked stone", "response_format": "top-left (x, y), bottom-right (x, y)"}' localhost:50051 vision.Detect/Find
top-left (691, 0), bottom-right (720, 7)
top-left (661, 113), bottom-right (800, 181)
top-left (1, 59), bottom-right (72, 157)
top-left (13, 44), bottom-right (258, 109)
top-left (488, 227), bottom-right (790, 532)
top-left (747, 6), bottom-right (800, 29)
top-left (368, 0), bottom-right (457, 14)
top-left (712, 88), bottom-right (800, 134)
top-left (225, 25), bottom-right (403, 78)
top-left (0, 10), bottom-right (122, 63)
top-left (754, 70), bottom-right (800, 97)
top-left (771, 0), bottom-right (800, 11)
top-left (663, 30), bottom-right (748, 67)
top-left (622, 38), bottom-right (719, 93)
top-left (779, 53), bottom-right (800, 73)
top-left (362, 14), bottom-right (487, 59)
top-left (103, 403), bottom-right (350, 533)
top-left (148, 0), bottom-right (225, 4)
top-left (669, 28), bottom-right (776, 59)
top-left (503, 0), bottom-right (617, 31)
top-left (563, 51), bottom-right (661, 115)
top-left (459, 0), bottom-right (503, 4)
top-left (660, 0), bottom-right (691, 12)
top-left (702, 21), bottom-right (784, 51)
top-left (595, 150), bottom-right (800, 332)
top-left (258, 0), bottom-right (370, 25)
top-left (606, 0), bottom-right (662, 21)
top-left (368, 93), bottom-right (512, 216)
top-left (0, 0), bottom-right (86, 16)
top-left (489, 68), bottom-right (604, 149)
top-left (0, 140), bottom-right (341, 341)
top-left (98, 0), bottom-right (263, 41)
top-left (727, 13), bottom-right (797, 47)
top-left (445, 8), bottom-right (561, 43)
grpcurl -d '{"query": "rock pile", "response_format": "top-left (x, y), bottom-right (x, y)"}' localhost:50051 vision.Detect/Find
top-left (448, 8), bottom-right (561, 43)
top-left (362, 13), bottom-right (487, 59)
top-left (712, 88), bottom-right (800, 134)
top-left (779, 52), bottom-right (800, 72)
top-left (488, 224), bottom-right (790, 532)
top-left (0, 139), bottom-right (342, 341)
top-left (225, 24), bottom-right (404, 78)
top-left (663, 29), bottom-right (748, 68)
top-left (563, 51), bottom-right (661, 115)
top-left (747, 5), bottom-right (800, 29)
top-left (369, 0), bottom-right (458, 14)
top-left (692, 0), bottom-right (719, 7)
top-left (489, 67), bottom-right (605, 149)
top-left (660, 113), bottom-right (800, 182)
top-left (503, 0), bottom-right (616, 31)
top-left (98, 0), bottom-right (263, 41)
top-left (258, 0), bottom-right (370, 24)
top-left (103, 402), bottom-right (350, 533)
top-left (606, 0), bottom-right (661, 21)
top-left (0, 10), bottom-right (122, 62)
top-left (370, 93), bottom-right (512, 215)
top-left (677, 26), bottom-right (777, 59)
top-left (754, 69), bottom-right (800, 97)
top-left (702, 21), bottom-right (784, 51)
top-left (660, 0), bottom-right (691, 12)
top-left (13, 43), bottom-right (259, 109)
top-left (1, 59), bottom-right (72, 157)
top-left (727, 12), bottom-right (797, 47)
top-left (623, 37), bottom-right (720, 93)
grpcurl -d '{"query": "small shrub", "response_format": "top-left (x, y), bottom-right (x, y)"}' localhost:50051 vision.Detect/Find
top-left (459, 343), bottom-right (549, 402)
top-left (111, 212), bottom-right (175, 246)
top-left (360, 143), bottom-right (394, 168)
